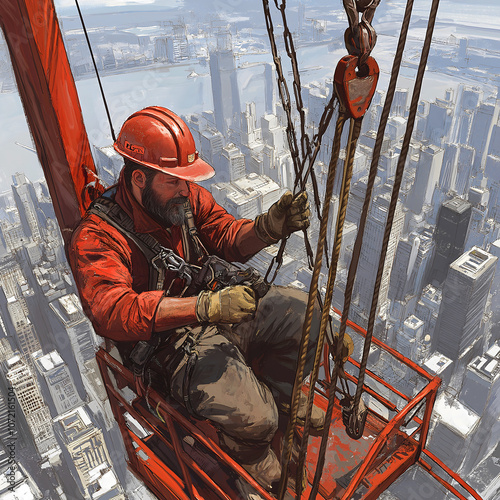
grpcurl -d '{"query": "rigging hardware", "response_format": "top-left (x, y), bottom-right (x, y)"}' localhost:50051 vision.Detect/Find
top-left (262, 0), bottom-right (338, 284)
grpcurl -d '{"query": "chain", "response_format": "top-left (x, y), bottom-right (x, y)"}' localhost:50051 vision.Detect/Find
top-left (265, 94), bottom-right (338, 283)
top-left (262, 0), bottom-right (338, 284)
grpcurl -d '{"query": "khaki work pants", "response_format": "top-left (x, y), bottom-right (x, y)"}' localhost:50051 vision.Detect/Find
top-left (152, 286), bottom-right (321, 485)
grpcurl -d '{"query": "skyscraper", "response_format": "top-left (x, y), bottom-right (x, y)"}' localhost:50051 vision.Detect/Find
top-left (209, 31), bottom-right (240, 136)
top-left (433, 247), bottom-right (497, 361)
top-left (11, 172), bottom-right (44, 242)
top-left (428, 197), bottom-right (472, 285)
top-left (407, 145), bottom-right (444, 215)
top-left (33, 350), bottom-right (83, 416)
top-left (54, 406), bottom-right (124, 500)
top-left (219, 143), bottom-right (246, 182)
top-left (353, 193), bottom-right (404, 316)
top-left (469, 96), bottom-right (500, 173)
top-left (5, 354), bottom-right (56, 454)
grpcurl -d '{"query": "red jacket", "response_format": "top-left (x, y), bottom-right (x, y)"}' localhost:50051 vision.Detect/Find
top-left (68, 175), bottom-right (252, 342)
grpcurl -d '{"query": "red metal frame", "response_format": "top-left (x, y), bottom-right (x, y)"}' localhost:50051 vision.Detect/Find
top-left (419, 449), bottom-right (483, 500)
top-left (0, 0), bottom-right (105, 244)
top-left (95, 315), bottom-right (484, 500)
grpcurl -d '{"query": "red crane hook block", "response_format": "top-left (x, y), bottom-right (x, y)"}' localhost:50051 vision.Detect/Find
top-left (334, 54), bottom-right (379, 119)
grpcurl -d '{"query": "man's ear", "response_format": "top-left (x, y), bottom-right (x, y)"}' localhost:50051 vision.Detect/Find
top-left (131, 169), bottom-right (147, 189)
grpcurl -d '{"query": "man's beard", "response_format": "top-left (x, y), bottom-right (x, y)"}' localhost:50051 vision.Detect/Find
top-left (142, 182), bottom-right (187, 227)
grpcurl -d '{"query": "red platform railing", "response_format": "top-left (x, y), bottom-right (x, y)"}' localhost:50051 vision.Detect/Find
top-left (96, 310), bottom-right (483, 500)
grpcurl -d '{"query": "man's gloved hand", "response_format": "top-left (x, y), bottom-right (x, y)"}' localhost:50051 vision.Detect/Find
top-left (254, 191), bottom-right (311, 244)
top-left (196, 285), bottom-right (257, 324)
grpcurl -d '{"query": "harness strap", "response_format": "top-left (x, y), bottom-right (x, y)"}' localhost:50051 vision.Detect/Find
top-left (88, 192), bottom-right (166, 290)
top-left (183, 199), bottom-right (208, 260)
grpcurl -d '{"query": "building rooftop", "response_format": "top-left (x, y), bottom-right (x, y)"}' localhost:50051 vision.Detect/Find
top-left (424, 352), bottom-right (453, 375)
top-left (33, 351), bottom-right (65, 373)
top-left (54, 405), bottom-right (92, 428)
top-left (433, 393), bottom-right (480, 436)
top-left (443, 196), bottom-right (471, 214)
top-left (404, 315), bottom-right (424, 330)
top-left (468, 342), bottom-right (500, 380)
top-left (451, 247), bottom-right (497, 278)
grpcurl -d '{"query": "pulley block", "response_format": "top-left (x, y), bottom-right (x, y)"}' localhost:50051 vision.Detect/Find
top-left (334, 55), bottom-right (379, 119)
top-left (340, 395), bottom-right (368, 440)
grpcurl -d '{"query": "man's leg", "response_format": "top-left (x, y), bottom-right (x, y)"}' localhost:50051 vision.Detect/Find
top-left (168, 327), bottom-right (281, 490)
top-left (227, 285), bottom-right (321, 410)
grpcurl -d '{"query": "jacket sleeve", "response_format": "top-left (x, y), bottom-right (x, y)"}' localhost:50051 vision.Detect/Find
top-left (190, 184), bottom-right (254, 262)
top-left (67, 217), bottom-right (164, 342)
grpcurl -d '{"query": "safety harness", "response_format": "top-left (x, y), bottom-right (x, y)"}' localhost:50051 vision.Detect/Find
top-left (88, 187), bottom-right (207, 414)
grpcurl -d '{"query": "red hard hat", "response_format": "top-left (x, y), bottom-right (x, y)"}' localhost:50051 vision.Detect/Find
top-left (114, 106), bottom-right (215, 181)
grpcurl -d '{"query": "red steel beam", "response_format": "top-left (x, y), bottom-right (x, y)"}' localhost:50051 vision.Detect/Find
top-left (420, 450), bottom-right (483, 500)
top-left (341, 377), bottom-right (440, 499)
top-left (0, 0), bottom-right (104, 244)
top-left (332, 307), bottom-right (434, 381)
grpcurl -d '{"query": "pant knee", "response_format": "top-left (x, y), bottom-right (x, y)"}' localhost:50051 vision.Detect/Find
top-left (242, 401), bottom-right (279, 443)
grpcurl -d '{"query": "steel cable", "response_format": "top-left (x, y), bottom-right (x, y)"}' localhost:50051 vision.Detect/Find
top-left (309, 0), bottom-right (439, 499)
top-left (336, 0), bottom-right (417, 375)
top-left (295, 117), bottom-right (363, 499)
top-left (352, 0), bottom-right (441, 423)
top-left (277, 113), bottom-right (346, 500)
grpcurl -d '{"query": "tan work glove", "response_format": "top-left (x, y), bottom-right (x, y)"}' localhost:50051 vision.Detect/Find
top-left (196, 285), bottom-right (257, 324)
top-left (254, 191), bottom-right (311, 244)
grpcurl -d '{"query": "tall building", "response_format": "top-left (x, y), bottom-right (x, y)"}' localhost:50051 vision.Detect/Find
top-left (428, 197), bottom-right (472, 285)
top-left (460, 343), bottom-right (500, 415)
top-left (469, 97), bottom-right (500, 173)
top-left (454, 144), bottom-right (475, 196)
top-left (428, 392), bottom-right (480, 471)
top-left (168, 23), bottom-right (189, 62)
top-left (5, 354), bottom-right (56, 455)
top-left (211, 173), bottom-right (280, 219)
top-left (439, 143), bottom-right (459, 192)
top-left (396, 315), bottom-right (424, 360)
top-left (406, 227), bottom-right (435, 297)
top-left (11, 173), bottom-right (44, 243)
top-left (54, 406), bottom-right (124, 500)
top-left (0, 461), bottom-right (43, 500)
top-left (433, 247), bottom-right (497, 361)
top-left (425, 96), bottom-right (454, 146)
top-left (389, 234), bottom-right (420, 302)
top-left (49, 294), bottom-right (98, 367)
top-left (264, 63), bottom-right (276, 115)
top-left (415, 284), bottom-right (442, 339)
top-left (391, 88), bottom-right (409, 117)
top-left (93, 146), bottom-right (123, 187)
top-left (209, 31), bottom-right (240, 136)
top-left (33, 350), bottom-right (83, 417)
top-left (353, 193), bottom-right (404, 316)
top-left (407, 145), bottom-right (444, 215)
top-left (219, 143), bottom-right (246, 182)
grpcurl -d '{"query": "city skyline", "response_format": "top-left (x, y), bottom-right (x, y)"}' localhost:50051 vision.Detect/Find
top-left (1, 0), bottom-right (500, 499)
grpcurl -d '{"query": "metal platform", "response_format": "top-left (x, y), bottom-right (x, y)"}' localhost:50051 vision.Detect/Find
top-left (95, 314), bottom-right (482, 500)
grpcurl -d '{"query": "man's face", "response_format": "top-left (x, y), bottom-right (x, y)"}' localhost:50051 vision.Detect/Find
top-left (142, 172), bottom-right (189, 227)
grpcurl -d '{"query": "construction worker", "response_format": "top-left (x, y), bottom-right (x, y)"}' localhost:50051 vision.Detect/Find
top-left (68, 106), bottom-right (352, 495)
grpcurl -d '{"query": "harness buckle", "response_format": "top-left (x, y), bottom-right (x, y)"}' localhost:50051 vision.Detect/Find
top-left (152, 247), bottom-right (200, 288)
